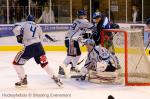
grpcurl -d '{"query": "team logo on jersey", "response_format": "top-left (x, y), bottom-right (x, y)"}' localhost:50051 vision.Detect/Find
top-left (40, 55), bottom-right (48, 64)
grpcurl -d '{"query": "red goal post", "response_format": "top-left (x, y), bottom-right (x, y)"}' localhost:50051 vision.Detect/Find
top-left (101, 29), bottom-right (150, 86)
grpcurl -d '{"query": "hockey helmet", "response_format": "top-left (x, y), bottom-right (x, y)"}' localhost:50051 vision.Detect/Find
top-left (26, 15), bottom-right (35, 22)
top-left (93, 12), bottom-right (102, 19)
top-left (146, 18), bottom-right (150, 25)
top-left (84, 39), bottom-right (95, 46)
top-left (77, 10), bottom-right (86, 16)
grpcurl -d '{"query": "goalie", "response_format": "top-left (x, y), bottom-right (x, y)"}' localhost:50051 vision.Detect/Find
top-left (79, 39), bottom-right (119, 83)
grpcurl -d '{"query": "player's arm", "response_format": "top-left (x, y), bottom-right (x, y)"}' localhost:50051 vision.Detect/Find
top-left (81, 20), bottom-right (95, 39)
top-left (12, 24), bottom-right (24, 44)
top-left (102, 17), bottom-right (109, 29)
top-left (109, 51), bottom-right (118, 68)
top-left (81, 20), bottom-right (94, 29)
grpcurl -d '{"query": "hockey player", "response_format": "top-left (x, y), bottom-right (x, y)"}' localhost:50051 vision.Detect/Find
top-left (92, 12), bottom-right (119, 51)
top-left (12, 15), bottom-right (63, 87)
top-left (79, 39), bottom-right (118, 82)
top-left (92, 12), bottom-right (110, 46)
top-left (60, 10), bottom-right (93, 78)
top-left (92, 12), bottom-right (121, 69)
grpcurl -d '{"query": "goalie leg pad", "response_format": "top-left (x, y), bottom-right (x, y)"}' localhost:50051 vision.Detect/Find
top-left (80, 67), bottom-right (88, 76)
top-left (88, 70), bottom-right (122, 84)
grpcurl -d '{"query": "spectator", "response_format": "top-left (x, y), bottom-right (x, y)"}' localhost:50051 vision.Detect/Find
top-left (146, 18), bottom-right (150, 42)
top-left (0, 10), bottom-right (4, 24)
top-left (37, 6), bottom-right (55, 24)
top-left (132, 5), bottom-right (138, 23)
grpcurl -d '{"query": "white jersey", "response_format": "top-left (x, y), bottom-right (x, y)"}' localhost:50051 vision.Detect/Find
top-left (13, 21), bottom-right (43, 46)
top-left (85, 46), bottom-right (117, 68)
top-left (66, 18), bottom-right (93, 41)
top-left (13, 22), bottom-right (25, 36)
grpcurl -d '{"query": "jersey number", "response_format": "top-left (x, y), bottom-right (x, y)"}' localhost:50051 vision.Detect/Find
top-left (30, 26), bottom-right (37, 37)
top-left (72, 23), bottom-right (77, 30)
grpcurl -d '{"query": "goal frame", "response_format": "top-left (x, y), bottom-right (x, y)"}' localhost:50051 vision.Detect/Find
top-left (101, 29), bottom-right (150, 86)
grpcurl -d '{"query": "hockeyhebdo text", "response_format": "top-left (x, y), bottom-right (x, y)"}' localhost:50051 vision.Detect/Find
top-left (1, 92), bottom-right (71, 98)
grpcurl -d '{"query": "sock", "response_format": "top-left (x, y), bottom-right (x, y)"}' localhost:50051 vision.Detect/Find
top-left (13, 65), bottom-right (25, 80)
top-left (61, 64), bottom-right (70, 78)
top-left (43, 65), bottom-right (57, 78)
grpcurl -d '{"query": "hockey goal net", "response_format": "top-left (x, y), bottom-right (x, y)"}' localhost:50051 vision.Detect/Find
top-left (101, 29), bottom-right (150, 86)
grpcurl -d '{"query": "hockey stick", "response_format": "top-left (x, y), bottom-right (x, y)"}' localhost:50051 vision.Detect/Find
top-left (135, 42), bottom-right (150, 70)
top-left (77, 57), bottom-right (86, 65)
top-left (45, 34), bottom-right (58, 42)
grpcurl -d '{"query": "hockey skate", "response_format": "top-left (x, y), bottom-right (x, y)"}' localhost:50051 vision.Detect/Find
top-left (75, 75), bottom-right (86, 81)
top-left (58, 66), bottom-right (65, 75)
top-left (52, 76), bottom-right (63, 87)
top-left (15, 75), bottom-right (28, 87)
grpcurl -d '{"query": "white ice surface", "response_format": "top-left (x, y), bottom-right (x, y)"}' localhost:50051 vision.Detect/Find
top-left (0, 51), bottom-right (150, 99)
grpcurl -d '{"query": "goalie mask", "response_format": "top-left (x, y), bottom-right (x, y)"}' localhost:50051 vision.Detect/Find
top-left (84, 39), bottom-right (95, 46)
top-left (84, 39), bottom-right (95, 52)
top-left (96, 61), bottom-right (108, 72)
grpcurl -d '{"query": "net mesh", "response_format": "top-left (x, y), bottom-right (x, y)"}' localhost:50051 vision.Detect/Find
top-left (102, 29), bottom-right (150, 85)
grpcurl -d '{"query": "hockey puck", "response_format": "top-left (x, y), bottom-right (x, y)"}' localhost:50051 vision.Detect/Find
top-left (76, 78), bottom-right (79, 81)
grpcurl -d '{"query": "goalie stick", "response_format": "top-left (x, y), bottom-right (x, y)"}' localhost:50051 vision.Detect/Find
top-left (135, 41), bottom-right (150, 70)
top-left (77, 56), bottom-right (87, 65)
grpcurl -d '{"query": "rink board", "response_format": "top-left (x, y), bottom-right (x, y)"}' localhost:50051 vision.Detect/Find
top-left (0, 45), bottom-right (150, 55)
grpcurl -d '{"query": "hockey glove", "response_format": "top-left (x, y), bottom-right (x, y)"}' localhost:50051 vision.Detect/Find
top-left (16, 34), bottom-right (23, 44)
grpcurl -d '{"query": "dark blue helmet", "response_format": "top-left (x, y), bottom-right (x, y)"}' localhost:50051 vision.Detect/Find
top-left (146, 18), bottom-right (150, 25)
top-left (26, 15), bottom-right (35, 22)
top-left (93, 12), bottom-right (102, 19)
top-left (77, 10), bottom-right (86, 16)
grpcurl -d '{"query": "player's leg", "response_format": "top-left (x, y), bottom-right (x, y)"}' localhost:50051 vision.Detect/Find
top-left (35, 54), bottom-right (63, 86)
top-left (71, 55), bottom-right (81, 72)
top-left (79, 60), bottom-right (97, 80)
top-left (33, 42), bottom-right (63, 86)
top-left (60, 56), bottom-right (72, 78)
top-left (70, 40), bottom-right (81, 72)
top-left (60, 39), bottom-right (79, 78)
top-left (12, 47), bottom-right (31, 86)
top-left (13, 51), bottom-right (26, 80)
top-left (110, 51), bottom-right (121, 70)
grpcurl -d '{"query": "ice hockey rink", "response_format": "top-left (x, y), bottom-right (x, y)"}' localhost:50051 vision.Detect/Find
top-left (1, 51), bottom-right (150, 99)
